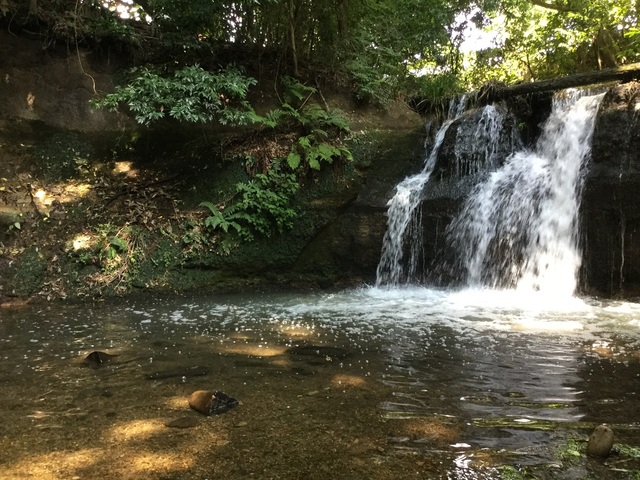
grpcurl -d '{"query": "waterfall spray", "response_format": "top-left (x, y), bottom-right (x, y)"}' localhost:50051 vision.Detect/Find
top-left (445, 90), bottom-right (605, 295)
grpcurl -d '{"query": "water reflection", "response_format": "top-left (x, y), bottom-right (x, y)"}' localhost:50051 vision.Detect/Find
top-left (1, 287), bottom-right (640, 478)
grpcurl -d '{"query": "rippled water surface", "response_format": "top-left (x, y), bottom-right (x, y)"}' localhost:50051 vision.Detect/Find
top-left (2, 287), bottom-right (640, 479)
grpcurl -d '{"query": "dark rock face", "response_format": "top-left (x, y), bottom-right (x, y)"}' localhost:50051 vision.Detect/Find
top-left (0, 31), bottom-right (127, 132)
top-left (292, 130), bottom-right (426, 285)
top-left (418, 105), bottom-right (524, 285)
top-left (580, 82), bottom-right (640, 298)
top-left (377, 83), bottom-right (640, 298)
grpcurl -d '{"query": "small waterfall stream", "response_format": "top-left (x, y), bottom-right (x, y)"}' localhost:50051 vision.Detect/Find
top-left (377, 90), bottom-right (605, 294)
top-left (375, 97), bottom-right (466, 285)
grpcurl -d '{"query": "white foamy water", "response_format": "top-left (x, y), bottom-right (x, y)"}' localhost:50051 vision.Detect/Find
top-left (376, 97), bottom-right (467, 285)
top-left (444, 90), bottom-right (604, 298)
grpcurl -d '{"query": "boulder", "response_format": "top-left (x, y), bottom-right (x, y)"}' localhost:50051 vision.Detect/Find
top-left (586, 424), bottom-right (614, 458)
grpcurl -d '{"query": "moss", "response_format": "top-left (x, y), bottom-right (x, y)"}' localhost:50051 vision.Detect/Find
top-left (6, 247), bottom-right (47, 296)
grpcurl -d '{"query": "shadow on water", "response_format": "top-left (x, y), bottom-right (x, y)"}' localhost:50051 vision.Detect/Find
top-left (1, 287), bottom-right (640, 479)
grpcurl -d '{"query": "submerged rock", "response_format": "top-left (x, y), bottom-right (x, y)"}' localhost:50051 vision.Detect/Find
top-left (82, 351), bottom-right (118, 368)
top-left (145, 365), bottom-right (210, 380)
top-left (164, 416), bottom-right (200, 428)
top-left (586, 424), bottom-right (614, 458)
top-left (188, 390), bottom-right (238, 416)
top-left (286, 345), bottom-right (350, 360)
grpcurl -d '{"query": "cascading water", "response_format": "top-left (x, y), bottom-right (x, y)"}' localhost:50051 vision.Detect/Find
top-left (376, 98), bottom-right (515, 286)
top-left (375, 98), bottom-right (466, 285)
top-left (442, 90), bottom-right (605, 296)
top-left (377, 89), bottom-right (604, 296)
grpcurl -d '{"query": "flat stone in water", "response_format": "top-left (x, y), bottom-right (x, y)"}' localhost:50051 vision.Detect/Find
top-left (165, 417), bottom-right (200, 428)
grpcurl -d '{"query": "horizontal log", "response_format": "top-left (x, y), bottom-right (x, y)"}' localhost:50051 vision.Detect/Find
top-left (409, 63), bottom-right (640, 116)
top-left (482, 63), bottom-right (640, 102)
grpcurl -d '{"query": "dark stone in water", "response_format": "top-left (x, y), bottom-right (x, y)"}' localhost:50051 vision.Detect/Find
top-left (234, 359), bottom-right (266, 368)
top-left (145, 365), bottom-right (210, 380)
top-left (83, 351), bottom-right (118, 369)
top-left (188, 390), bottom-right (239, 416)
top-left (165, 416), bottom-right (200, 428)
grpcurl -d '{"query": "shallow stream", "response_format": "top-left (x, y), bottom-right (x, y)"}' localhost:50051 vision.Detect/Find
top-left (1, 287), bottom-right (640, 479)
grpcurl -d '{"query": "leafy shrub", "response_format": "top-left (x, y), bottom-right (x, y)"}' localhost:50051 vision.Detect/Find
top-left (91, 65), bottom-right (258, 126)
top-left (200, 168), bottom-right (300, 242)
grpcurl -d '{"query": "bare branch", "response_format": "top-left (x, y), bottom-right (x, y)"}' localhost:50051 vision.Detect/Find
top-left (529, 0), bottom-right (577, 13)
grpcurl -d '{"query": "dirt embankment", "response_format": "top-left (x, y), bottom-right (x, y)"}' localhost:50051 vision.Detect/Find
top-left (0, 31), bottom-right (425, 304)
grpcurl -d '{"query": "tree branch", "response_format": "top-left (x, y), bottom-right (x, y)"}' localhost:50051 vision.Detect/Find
top-left (529, 0), bottom-right (577, 13)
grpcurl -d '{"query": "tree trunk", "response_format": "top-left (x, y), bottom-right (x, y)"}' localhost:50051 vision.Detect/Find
top-left (337, 0), bottom-right (348, 40)
top-left (288, 0), bottom-right (299, 77)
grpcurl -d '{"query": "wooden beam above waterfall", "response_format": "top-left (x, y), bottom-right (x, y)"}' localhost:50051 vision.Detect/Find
top-left (408, 63), bottom-right (640, 116)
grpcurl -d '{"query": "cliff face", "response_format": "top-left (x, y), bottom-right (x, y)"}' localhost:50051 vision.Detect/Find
top-left (0, 31), bottom-right (128, 132)
top-left (0, 31), bottom-right (426, 300)
top-left (413, 82), bottom-right (640, 298)
top-left (2, 27), bottom-right (639, 301)
top-left (581, 82), bottom-right (640, 298)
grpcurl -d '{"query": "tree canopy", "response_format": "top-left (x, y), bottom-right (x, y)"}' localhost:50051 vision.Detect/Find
top-left (2, 0), bottom-right (639, 101)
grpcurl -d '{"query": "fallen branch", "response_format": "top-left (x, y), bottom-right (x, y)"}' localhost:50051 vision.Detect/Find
top-left (480, 63), bottom-right (640, 103)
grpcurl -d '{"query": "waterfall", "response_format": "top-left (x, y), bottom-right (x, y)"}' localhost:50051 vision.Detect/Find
top-left (375, 97), bottom-right (466, 285)
top-left (444, 90), bottom-right (605, 295)
top-left (376, 96), bottom-right (517, 286)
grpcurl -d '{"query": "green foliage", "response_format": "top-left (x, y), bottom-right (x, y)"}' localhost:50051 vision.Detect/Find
top-left (617, 443), bottom-right (640, 458)
top-left (66, 223), bottom-right (146, 295)
top-left (287, 134), bottom-right (351, 171)
top-left (254, 78), bottom-right (352, 173)
top-left (199, 168), bottom-right (300, 243)
top-left (497, 465), bottom-right (534, 480)
top-left (466, 0), bottom-right (640, 87)
top-left (92, 65), bottom-right (258, 126)
top-left (619, 27), bottom-right (640, 62)
top-left (556, 438), bottom-right (584, 464)
top-left (10, 0), bottom-right (640, 107)
top-left (408, 72), bottom-right (464, 110)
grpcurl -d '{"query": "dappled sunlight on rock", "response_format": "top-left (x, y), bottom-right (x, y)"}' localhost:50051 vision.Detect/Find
top-left (31, 182), bottom-right (94, 214)
top-left (106, 418), bottom-right (166, 443)
top-left (113, 160), bottom-right (139, 178)
top-left (120, 451), bottom-right (195, 476)
top-left (276, 323), bottom-right (317, 340)
top-left (222, 343), bottom-right (288, 357)
top-left (331, 374), bottom-right (368, 388)
top-left (164, 395), bottom-right (190, 410)
top-left (59, 182), bottom-right (92, 202)
top-left (71, 233), bottom-right (93, 251)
